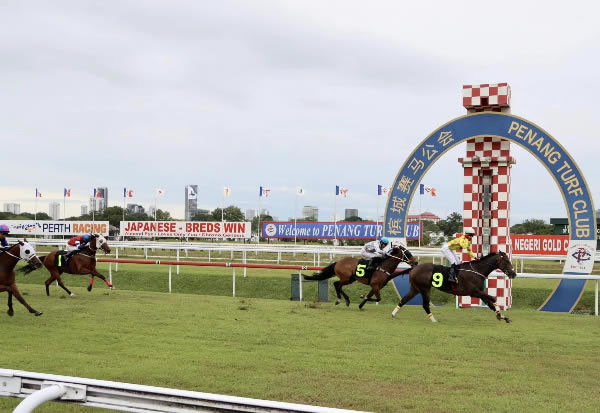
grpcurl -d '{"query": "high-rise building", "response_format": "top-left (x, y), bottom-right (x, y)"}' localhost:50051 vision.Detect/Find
top-left (90, 186), bottom-right (108, 212)
top-left (344, 208), bottom-right (359, 219)
top-left (3, 203), bottom-right (20, 214)
top-left (245, 209), bottom-right (256, 221)
top-left (81, 205), bottom-right (88, 215)
top-left (49, 202), bottom-right (61, 220)
top-left (302, 206), bottom-right (319, 220)
top-left (148, 205), bottom-right (157, 219)
top-left (184, 185), bottom-right (198, 220)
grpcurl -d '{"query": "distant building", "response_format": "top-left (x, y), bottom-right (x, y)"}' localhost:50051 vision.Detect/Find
top-left (49, 202), bottom-right (61, 220)
top-left (127, 204), bottom-right (145, 214)
top-left (407, 211), bottom-right (440, 223)
top-left (259, 208), bottom-right (270, 217)
top-left (184, 185), bottom-right (198, 220)
top-left (81, 205), bottom-right (88, 215)
top-left (90, 186), bottom-right (108, 212)
top-left (148, 206), bottom-right (156, 218)
top-left (302, 206), bottom-right (319, 220)
top-left (345, 208), bottom-right (359, 219)
top-left (245, 209), bottom-right (256, 221)
top-left (3, 203), bottom-right (20, 214)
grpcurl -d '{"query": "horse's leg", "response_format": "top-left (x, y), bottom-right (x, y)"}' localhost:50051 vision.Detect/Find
top-left (9, 284), bottom-right (42, 316)
top-left (420, 288), bottom-right (437, 323)
top-left (358, 283), bottom-right (381, 310)
top-left (1, 286), bottom-right (15, 316)
top-left (392, 286), bottom-right (419, 318)
top-left (473, 291), bottom-right (511, 323)
top-left (88, 275), bottom-right (95, 292)
top-left (333, 280), bottom-right (343, 305)
top-left (54, 275), bottom-right (74, 297)
top-left (91, 269), bottom-right (113, 289)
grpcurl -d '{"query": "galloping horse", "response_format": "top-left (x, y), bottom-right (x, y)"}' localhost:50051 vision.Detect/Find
top-left (0, 240), bottom-right (43, 316)
top-left (304, 245), bottom-right (418, 309)
top-left (392, 251), bottom-right (517, 323)
top-left (38, 234), bottom-right (113, 296)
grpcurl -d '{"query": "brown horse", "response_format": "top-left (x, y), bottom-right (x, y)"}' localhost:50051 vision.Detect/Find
top-left (391, 251), bottom-right (517, 323)
top-left (304, 245), bottom-right (418, 309)
top-left (38, 234), bottom-right (113, 296)
top-left (0, 240), bottom-right (43, 316)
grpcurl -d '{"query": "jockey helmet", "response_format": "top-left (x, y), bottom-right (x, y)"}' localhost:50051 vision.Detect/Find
top-left (463, 227), bottom-right (475, 236)
top-left (380, 237), bottom-right (390, 245)
top-left (0, 224), bottom-right (10, 234)
top-left (82, 234), bottom-right (92, 242)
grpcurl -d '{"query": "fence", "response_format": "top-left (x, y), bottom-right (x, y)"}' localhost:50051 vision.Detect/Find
top-left (1, 368), bottom-right (366, 413)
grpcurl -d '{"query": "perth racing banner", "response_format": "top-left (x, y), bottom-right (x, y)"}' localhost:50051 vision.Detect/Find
top-left (0, 220), bottom-right (109, 236)
top-left (511, 235), bottom-right (569, 255)
top-left (120, 221), bottom-right (251, 238)
top-left (262, 221), bottom-right (421, 240)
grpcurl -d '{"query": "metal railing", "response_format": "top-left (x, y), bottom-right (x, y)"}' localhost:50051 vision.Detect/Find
top-left (1, 369), bottom-right (366, 413)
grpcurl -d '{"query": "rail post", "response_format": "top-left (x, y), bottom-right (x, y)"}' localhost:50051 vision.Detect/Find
top-left (115, 248), bottom-right (119, 272)
top-left (233, 268), bottom-right (236, 297)
top-left (299, 270), bottom-right (303, 301)
top-left (176, 248), bottom-right (180, 275)
top-left (243, 251), bottom-right (247, 277)
top-left (109, 262), bottom-right (112, 285)
top-left (13, 384), bottom-right (67, 413)
top-left (596, 280), bottom-right (598, 316)
top-left (168, 265), bottom-right (172, 293)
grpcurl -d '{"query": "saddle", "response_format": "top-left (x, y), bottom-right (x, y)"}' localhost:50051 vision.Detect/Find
top-left (430, 264), bottom-right (457, 291)
top-left (54, 251), bottom-right (72, 274)
top-left (354, 258), bottom-right (379, 281)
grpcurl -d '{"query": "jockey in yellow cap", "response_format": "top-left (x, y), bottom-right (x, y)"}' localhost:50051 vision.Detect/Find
top-left (441, 227), bottom-right (476, 283)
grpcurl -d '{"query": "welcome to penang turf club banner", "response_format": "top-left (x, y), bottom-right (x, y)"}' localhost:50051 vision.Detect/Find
top-left (262, 221), bottom-right (421, 240)
top-left (120, 221), bottom-right (251, 238)
top-left (511, 235), bottom-right (569, 255)
top-left (0, 220), bottom-right (109, 236)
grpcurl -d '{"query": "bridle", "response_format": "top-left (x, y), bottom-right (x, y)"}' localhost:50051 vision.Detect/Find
top-left (462, 253), bottom-right (510, 279)
top-left (1, 243), bottom-right (38, 263)
top-left (385, 246), bottom-right (414, 266)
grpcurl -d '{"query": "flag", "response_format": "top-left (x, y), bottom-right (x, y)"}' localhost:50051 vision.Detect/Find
top-left (259, 186), bottom-right (270, 197)
top-left (296, 186), bottom-right (305, 196)
top-left (64, 188), bottom-right (71, 198)
top-left (93, 188), bottom-right (103, 198)
top-left (187, 186), bottom-right (197, 200)
top-left (35, 188), bottom-right (42, 198)
top-left (377, 185), bottom-right (390, 196)
top-left (223, 187), bottom-right (231, 197)
top-left (336, 185), bottom-right (348, 197)
top-left (156, 188), bottom-right (165, 197)
top-left (124, 188), bottom-right (134, 198)
top-left (419, 184), bottom-right (436, 197)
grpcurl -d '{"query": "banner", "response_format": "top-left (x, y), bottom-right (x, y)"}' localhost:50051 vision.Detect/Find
top-left (262, 221), bottom-right (421, 240)
top-left (120, 221), bottom-right (251, 238)
top-left (511, 235), bottom-right (569, 255)
top-left (0, 220), bottom-right (109, 236)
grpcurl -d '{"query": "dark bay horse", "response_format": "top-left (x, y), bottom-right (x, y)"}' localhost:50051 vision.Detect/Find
top-left (0, 240), bottom-right (43, 316)
top-left (392, 251), bottom-right (517, 323)
top-left (38, 234), bottom-right (113, 296)
top-left (304, 245), bottom-right (418, 309)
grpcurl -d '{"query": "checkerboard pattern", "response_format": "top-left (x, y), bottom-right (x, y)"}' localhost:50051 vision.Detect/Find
top-left (458, 136), bottom-right (513, 309)
top-left (462, 83), bottom-right (511, 109)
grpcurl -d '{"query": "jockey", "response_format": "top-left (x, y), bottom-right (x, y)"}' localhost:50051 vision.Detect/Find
top-left (0, 224), bottom-right (11, 252)
top-left (441, 227), bottom-right (476, 283)
top-left (360, 237), bottom-right (391, 272)
top-left (65, 233), bottom-right (93, 259)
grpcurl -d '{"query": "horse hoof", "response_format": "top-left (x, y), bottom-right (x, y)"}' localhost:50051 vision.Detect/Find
top-left (345, 302), bottom-right (350, 307)
top-left (7, 309), bottom-right (14, 317)
top-left (34, 311), bottom-right (42, 316)
top-left (87, 286), bottom-right (92, 292)
top-left (335, 300), bottom-right (341, 305)
top-left (505, 318), bottom-right (511, 323)
top-left (70, 293), bottom-right (75, 297)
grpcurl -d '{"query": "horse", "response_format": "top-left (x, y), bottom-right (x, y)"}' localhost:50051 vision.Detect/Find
top-left (38, 234), bottom-right (113, 296)
top-left (303, 245), bottom-right (418, 309)
top-left (391, 251), bottom-right (517, 323)
top-left (0, 240), bottom-right (43, 316)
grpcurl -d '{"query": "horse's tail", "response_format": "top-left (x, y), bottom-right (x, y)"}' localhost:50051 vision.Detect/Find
top-left (387, 268), bottom-right (411, 283)
top-left (304, 262), bottom-right (337, 281)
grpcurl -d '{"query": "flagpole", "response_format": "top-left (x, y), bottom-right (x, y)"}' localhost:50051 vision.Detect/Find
top-left (418, 188), bottom-right (422, 248)
top-left (154, 197), bottom-right (157, 221)
top-left (34, 190), bottom-right (37, 221)
top-left (376, 189), bottom-right (380, 239)
top-left (63, 193), bottom-right (66, 221)
top-left (333, 188), bottom-right (337, 246)
top-left (294, 190), bottom-right (298, 246)
top-left (257, 191), bottom-right (261, 244)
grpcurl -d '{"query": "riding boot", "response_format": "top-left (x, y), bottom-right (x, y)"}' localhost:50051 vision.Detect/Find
top-left (448, 264), bottom-right (458, 283)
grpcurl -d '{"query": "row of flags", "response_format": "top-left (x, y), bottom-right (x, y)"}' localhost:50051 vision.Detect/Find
top-left (37, 184), bottom-right (437, 200)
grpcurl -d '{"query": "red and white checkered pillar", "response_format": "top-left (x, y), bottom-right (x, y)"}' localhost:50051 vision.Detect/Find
top-left (458, 83), bottom-right (515, 309)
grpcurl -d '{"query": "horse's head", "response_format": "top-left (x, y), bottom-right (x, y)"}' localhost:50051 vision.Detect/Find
top-left (17, 240), bottom-right (43, 269)
top-left (493, 251), bottom-right (517, 279)
top-left (94, 234), bottom-right (111, 254)
top-left (390, 245), bottom-right (418, 267)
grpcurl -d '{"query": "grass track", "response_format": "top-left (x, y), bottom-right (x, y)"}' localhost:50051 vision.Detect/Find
top-left (1, 279), bottom-right (599, 412)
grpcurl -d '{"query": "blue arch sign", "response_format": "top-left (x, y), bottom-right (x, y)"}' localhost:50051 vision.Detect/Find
top-left (385, 112), bottom-right (596, 283)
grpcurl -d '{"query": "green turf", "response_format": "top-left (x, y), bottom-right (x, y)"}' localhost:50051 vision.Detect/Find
top-left (0, 287), bottom-right (598, 413)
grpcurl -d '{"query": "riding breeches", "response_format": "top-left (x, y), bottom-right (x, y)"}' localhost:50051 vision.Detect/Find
top-left (441, 243), bottom-right (460, 265)
top-left (66, 245), bottom-right (79, 252)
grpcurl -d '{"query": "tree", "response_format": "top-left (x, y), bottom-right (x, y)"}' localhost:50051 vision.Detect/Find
top-left (192, 212), bottom-right (216, 221)
top-left (511, 219), bottom-right (553, 235)
top-left (342, 216), bottom-right (363, 222)
top-left (252, 214), bottom-right (273, 234)
top-left (436, 212), bottom-right (463, 237)
top-left (211, 206), bottom-right (244, 222)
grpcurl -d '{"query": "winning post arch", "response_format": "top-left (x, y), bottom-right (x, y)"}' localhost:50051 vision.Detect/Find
top-left (385, 111), bottom-right (596, 312)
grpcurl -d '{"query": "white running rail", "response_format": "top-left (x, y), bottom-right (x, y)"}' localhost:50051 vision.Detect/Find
top-left (0, 369), bottom-right (368, 413)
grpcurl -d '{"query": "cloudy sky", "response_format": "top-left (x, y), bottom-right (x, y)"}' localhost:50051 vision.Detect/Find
top-left (1, 0), bottom-right (599, 223)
